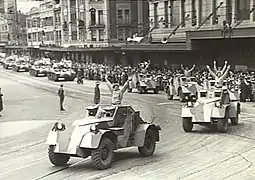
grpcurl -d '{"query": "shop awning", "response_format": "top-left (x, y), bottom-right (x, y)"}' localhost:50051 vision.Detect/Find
top-left (121, 42), bottom-right (189, 51)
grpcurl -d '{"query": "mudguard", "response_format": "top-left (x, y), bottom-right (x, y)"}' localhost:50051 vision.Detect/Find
top-left (79, 129), bottom-right (113, 149)
top-left (229, 102), bottom-right (240, 118)
top-left (211, 106), bottom-right (228, 118)
top-left (46, 130), bottom-right (59, 145)
top-left (181, 107), bottom-right (193, 118)
top-left (133, 124), bottom-right (160, 147)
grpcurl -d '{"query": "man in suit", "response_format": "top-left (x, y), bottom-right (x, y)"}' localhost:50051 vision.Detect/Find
top-left (58, 84), bottom-right (65, 111)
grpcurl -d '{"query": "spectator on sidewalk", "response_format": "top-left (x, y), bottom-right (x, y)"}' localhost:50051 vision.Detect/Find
top-left (94, 81), bottom-right (100, 104)
top-left (58, 84), bottom-right (65, 111)
top-left (0, 88), bottom-right (3, 116)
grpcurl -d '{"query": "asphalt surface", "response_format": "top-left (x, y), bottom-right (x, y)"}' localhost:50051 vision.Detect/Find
top-left (1, 67), bottom-right (255, 180)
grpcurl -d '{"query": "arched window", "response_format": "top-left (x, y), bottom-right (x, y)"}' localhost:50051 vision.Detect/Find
top-left (90, 8), bottom-right (96, 25)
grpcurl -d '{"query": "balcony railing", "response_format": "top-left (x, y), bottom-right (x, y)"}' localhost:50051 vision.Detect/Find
top-left (89, 22), bottom-right (105, 28)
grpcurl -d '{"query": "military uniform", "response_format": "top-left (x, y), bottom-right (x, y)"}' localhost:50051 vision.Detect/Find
top-left (0, 89), bottom-right (3, 114)
top-left (94, 82), bottom-right (100, 104)
top-left (58, 85), bottom-right (65, 111)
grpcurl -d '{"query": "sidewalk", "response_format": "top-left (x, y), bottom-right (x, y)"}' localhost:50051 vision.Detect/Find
top-left (241, 102), bottom-right (255, 115)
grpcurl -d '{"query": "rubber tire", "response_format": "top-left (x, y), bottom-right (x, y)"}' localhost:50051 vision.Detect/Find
top-left (217, 118), bottom-right (228, 133)
top-left (128, 88), bottom-right (132, 93)
top-left (91, 138), bottom-right (114, 170)
top-left (231, 111), bottom-right (239, 126)
top-left (137, 85), bottom-right (143, 94)
top-left (179, 89), bottom-right (185, 102)
top-left (182, 118), bottom-right (193, 132)
top-left (48, 145), bottom-right (70, 166)
top-left (167, 95), bottom-right (173, 100)
top-left (154, 88), bottom-right (159, 94)
top-left (54, 74), bottom-right (58, 82)
top-left (138, 128), bottom-right (157, 157)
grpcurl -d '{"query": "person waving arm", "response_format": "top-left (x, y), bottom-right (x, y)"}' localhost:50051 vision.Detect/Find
top-left (188, 65), bottom-right (196, 73)
top-left (181, 64), bottom-right (185, 71)
top-left (218, 65), bottom-right (231, 83)
top-left (105, 74), bottom-right (113, 93)
top-left (213, 61), bottom-right (217, 72)
top-left (206, 65), bottom-right (217, 80)
top-left (221, 61), bottom-right (228, 75)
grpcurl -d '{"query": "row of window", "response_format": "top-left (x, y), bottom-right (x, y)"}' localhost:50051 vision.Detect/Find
top-left (28, 31), bottom-right (59, 42)
top-left (153, 0), bottom-right (255, 29)
top-left (27, 17), bottom-right (53, 28)
top-left (1, 25), bottom-right (8, 31)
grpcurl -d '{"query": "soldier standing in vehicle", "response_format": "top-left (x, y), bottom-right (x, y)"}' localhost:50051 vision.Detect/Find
top-left (58, 84), bottom-right (65, 111)
top-left (0, 88), bottom-right (3, 117)
top-left (206, 64), bottom-right (231, 87)
top-left (105, 74), bottom-right (131, 105)
top-left (94, 81), bottom-right (100, 104)
top-left (181, 64), bottom-right (195, 77)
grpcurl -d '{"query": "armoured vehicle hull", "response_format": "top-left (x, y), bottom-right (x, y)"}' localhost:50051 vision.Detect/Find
top-left (181, 88), bottom-right (240, 133)
top-left (46, 105), bottom-right (161, 170)
top-left (128, 74), bottom-right (160, 94)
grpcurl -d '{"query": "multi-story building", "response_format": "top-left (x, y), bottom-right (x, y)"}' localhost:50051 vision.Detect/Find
top-left (26, 0), bottom-right (149, 64)
top-left (133, 0), bottom-right (255, 67)
top-left (0, 0), bottom-right (16, 15)
top-left (27, 7), bottom-right (41, 47)
top-left (0, 0), bottom-right (19, 45)
top-left (0, 16), bottom-right (8, 43)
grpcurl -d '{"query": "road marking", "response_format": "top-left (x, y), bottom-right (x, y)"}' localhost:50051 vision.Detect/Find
top-left (0, 158), bottom-right (46, 177)
top-left (0, 120), bottom-right (54, 138)
top-left (157, 102), bottom-right (176, 106)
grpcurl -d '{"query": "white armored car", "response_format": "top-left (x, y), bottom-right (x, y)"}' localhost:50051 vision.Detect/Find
top-left (181, 82), bottom-right (240, 133)
top-left (46, 105), bottom-right (161, 170)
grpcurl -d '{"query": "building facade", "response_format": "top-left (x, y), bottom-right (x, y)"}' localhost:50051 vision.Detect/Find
top-left (0, 0), bottom-right (20, 45)
top-left (142, 0), bottom-right (255, 67)
top-left (26, 0), bottom-right (149, 64)
top-left (149, 0), bottom-right (255, 42)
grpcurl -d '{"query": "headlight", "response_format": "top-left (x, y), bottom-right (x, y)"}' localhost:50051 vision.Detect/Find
top-left (215, 102), bottom-right (221, 107)
top-left (185, 84), bottom-right (188, 87)
top-left (187, 102), bottom-right (193, 107)
top-left (53, 122), bottom-right (66, 131)
top-left (185, 96), bottom-right (189, 100)
top-left (57, 123), bottom-right (63, 130)
top-left (230, 88), bottom-right (235, 93)
top-left (90, 124), bottom-right (99, 132)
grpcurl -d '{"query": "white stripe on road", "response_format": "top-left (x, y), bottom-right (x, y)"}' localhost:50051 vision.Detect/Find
top-left (157, 102), bottom-right (177, 106)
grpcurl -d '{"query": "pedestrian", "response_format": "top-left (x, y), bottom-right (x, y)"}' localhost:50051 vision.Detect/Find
top-left (0, 88), bottom-right (3, 116)
top-left (58, 84), bottom-right (65, 111)
top-left (94, 81), bottom-right (100, 104)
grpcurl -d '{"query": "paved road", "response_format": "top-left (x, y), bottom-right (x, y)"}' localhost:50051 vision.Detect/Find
top-left (1, 68), bottom-right (255, 180)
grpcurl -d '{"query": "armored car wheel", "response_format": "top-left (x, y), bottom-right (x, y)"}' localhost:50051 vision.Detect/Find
top-left (217, 118), bottom-right (228, 133)
top-left (179, 89), bottom-right (185, 102)
top-left (138, 128), bottom-right (156, 157)
top-left (182, 118), bottom-right (193, 132)
top-left (167, 95), bottom-right (173, 100)
top-left (137, 85), bottom-right (143, 94)
top-left (231, 111), bottom-right (239, 126)
top-left (48, 145), bottom-right (70, 166)
top-left (91, 137), bottom-right (114, 170)
top-left (154, 88), bottom-right (159, 94)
